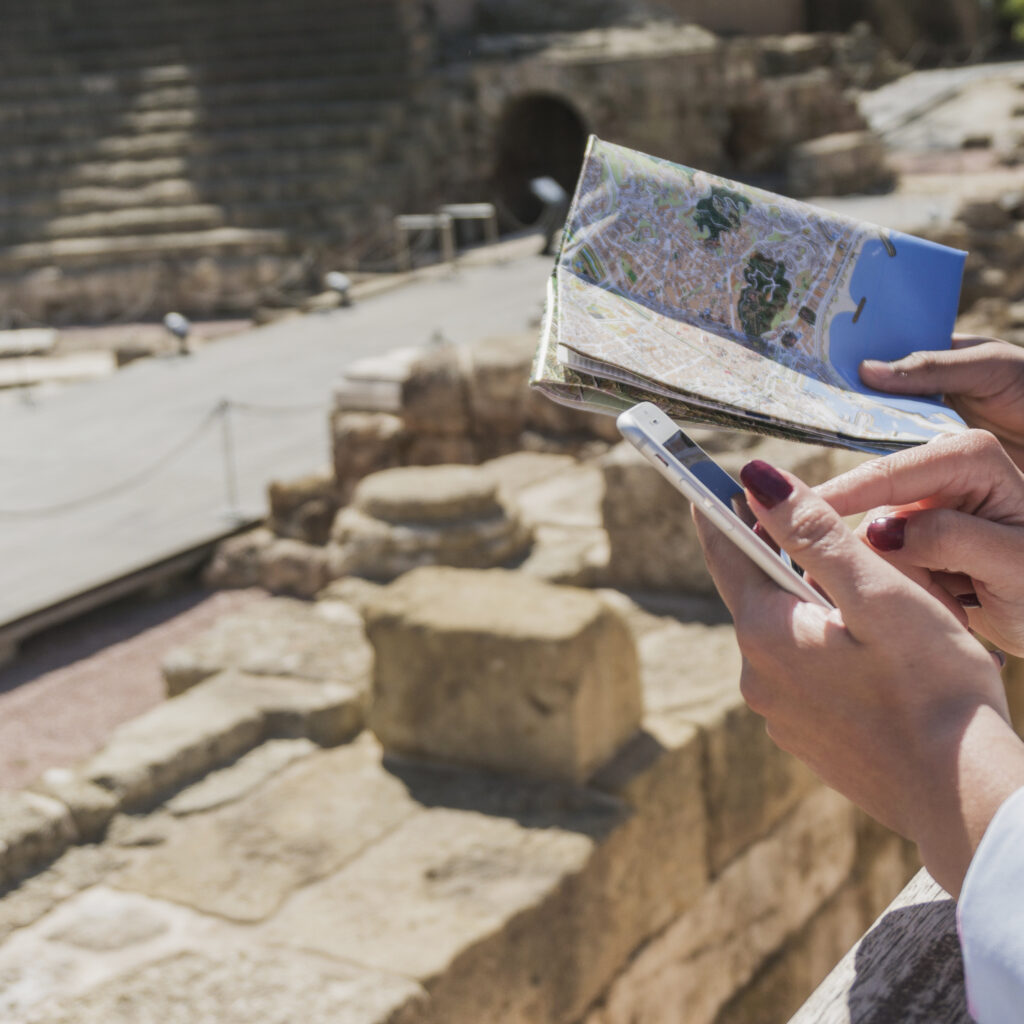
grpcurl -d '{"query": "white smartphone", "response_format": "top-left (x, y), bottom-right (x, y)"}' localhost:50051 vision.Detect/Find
top-left (616, 403), bottom-right (832, 608)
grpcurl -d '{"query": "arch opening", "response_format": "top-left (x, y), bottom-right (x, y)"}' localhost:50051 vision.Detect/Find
top-left (493, 94), bottom-right (589, 227)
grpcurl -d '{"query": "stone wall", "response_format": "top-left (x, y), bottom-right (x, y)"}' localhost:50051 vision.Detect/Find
top-left (0, 570), bottom-right (920, 1024)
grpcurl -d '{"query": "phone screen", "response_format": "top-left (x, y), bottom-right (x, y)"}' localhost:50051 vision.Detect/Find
top-left (664, 430), bottom-right (757, 527)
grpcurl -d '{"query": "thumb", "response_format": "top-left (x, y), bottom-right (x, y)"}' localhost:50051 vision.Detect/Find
top-left (859, 342), bottom-right (1010, 399)
top-left (739, 459), bottom-right (906, 637)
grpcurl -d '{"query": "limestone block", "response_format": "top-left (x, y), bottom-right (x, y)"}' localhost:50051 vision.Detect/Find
top-left (165, 738), bottom-right (317, 816)
top-left (331, 410), bottom-right (406, 496)
top-left (268, 471), bottom-right (340, 545)
top-left (332, 346), bottom-right (420, 415)
top-left (30, 768), bottom-right (118, 843)
top-left (202, 526), bottom-right (274, 589)
top-left (600, 436), bottom-right (834, 594)
top-left (588, 713), bottom-right (710, 966)
top-left (365, 567), bottom-right (642, 783)
top-left (401, 341), bottom-right (472, 436)
top-left (402, 433), bottom-right (477, 467)
top-left (585, 788), bottom-right (857, 1024)
top-left (112, 738), bottom-right (424, 922)
top-left (520, 524), bottom-right (609, 586)
top-left (258, 536), bottom-right (331, 598)
top-left (786, 130), bottom-right (894, 198)
top-left (0, 792), bottom-right (77, 889)
top-left (959, 198), bottom-right (1012, 232)
top-left (23, 948), bottom-right (426, 1024)
top-left (265, 765), bottom-right (623, 1023)
top-left (464, 331), bottom-right (535, 436)
top-left (353, 465), bottom-right (501, 523)
top-left (331, 465), bottom-right (531, 581)
top-left (481, 450), bottom-right (577, 506)
top-left (82, 678), bottom-right (268, 811)
top-left (161, 596), bottom-right (372, 698)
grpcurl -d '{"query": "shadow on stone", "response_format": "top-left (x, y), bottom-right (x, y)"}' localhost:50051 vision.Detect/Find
top-left (381, 751), bottom-right (626, 841)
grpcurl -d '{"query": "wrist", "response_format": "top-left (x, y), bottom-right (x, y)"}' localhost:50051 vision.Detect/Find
top-left (914, 702), bottom-right (1024, 897)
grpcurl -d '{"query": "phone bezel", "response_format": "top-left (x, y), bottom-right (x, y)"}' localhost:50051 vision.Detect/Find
top-left (616, 403), bottom-right (833, 609)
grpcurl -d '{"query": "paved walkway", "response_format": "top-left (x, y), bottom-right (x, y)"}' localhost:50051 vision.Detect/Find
top-left (0, 240), bottom-right (552, 632)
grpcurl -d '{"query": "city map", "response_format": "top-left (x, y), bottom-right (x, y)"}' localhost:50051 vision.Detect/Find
top-left (531, 137), bottom-right (970, 451)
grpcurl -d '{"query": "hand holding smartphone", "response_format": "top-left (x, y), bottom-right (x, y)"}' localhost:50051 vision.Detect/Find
top-left (616, 403), bottom-right (832, 608)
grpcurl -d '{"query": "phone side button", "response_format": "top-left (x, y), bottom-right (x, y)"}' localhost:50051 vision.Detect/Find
top-left (655, 454), bottom-right (668, 466)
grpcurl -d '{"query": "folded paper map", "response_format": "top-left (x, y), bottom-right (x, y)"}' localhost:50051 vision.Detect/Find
top-left (531, 136), bottom-right (969, 452)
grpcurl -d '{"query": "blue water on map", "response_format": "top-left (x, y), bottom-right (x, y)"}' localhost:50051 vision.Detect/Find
top-left (828, 233), bottom-right (966, 404)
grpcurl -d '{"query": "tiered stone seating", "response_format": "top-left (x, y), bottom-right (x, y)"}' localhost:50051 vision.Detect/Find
top-left (0, 0), bottom-right (432, 321)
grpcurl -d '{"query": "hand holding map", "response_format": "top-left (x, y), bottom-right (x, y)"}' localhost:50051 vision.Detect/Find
top-left (531, 137), bottom-right (969, 453)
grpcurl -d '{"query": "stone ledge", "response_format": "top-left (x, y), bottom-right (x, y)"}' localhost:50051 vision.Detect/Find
top-left (0, 792), bottom-right (77, 892)
top-left (84, 670), bottom-right (367, 812)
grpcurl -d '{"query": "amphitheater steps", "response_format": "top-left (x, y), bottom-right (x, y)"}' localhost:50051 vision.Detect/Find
top-left (0, 0), bottom-right (439, 319)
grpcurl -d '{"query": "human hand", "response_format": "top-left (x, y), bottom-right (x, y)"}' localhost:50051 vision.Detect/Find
top-left (860, 336), bottom-right (1024, 470)
top-left (817, 430), bottom-right (1024, 657)
top-left (694, 458), bottom-right (1024, 896)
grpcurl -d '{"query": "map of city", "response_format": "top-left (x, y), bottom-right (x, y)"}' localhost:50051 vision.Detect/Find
top-left (532, 137), bottom-right (970, 451)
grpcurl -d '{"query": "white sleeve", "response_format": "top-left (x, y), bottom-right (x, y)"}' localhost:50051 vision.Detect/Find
top-left (957, 786), bottom-right (1024, 1023)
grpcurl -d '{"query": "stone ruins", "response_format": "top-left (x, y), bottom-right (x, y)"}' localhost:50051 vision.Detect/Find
top-left (0, 0), bottom-right (956, 325)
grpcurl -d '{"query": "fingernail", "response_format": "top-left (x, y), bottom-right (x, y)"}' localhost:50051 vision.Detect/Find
top-left (860, 359), bottom-right (890, 375)
top-left (740, 460), bottom-right (793, 509)
top-left (956, 592), bottom-right (982, 609)
top-left (866, 516), bottom-right (906, 552)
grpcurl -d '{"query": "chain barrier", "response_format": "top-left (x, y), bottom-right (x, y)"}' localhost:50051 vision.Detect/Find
top-left (0, 397), bottom-right (325, 520)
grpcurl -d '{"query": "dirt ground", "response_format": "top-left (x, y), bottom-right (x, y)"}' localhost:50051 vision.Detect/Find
top-left (0, 585), bottom-right (267, 790)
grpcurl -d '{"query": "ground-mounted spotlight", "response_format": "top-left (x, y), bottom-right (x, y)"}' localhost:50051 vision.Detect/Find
top-left (324, 271), bottom-right (353, 307)
top-left (163, 311), bottom-right (192, 355)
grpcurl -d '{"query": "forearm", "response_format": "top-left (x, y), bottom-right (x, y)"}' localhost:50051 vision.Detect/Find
top-left (916, 702), bottom-right (1024, 898)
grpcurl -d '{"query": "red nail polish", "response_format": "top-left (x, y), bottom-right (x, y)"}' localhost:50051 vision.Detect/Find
top-left (739, 460), bottom-right (793, 509)
top-left (866, 516), bottom-right (906, 552)
top-left (956, 592), bottom-right (982, 608)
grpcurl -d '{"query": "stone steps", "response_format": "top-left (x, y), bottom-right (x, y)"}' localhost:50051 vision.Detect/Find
top-left (0, 120), bottom-right (395, 174)
top-left (0, 226), bottom-right (293, 273)
top-left (0, 97), bottom-right (405, 149)
top-left (1, 165), bottom-right (403, 219)
top-left (0, 0), bottom-right (431, 318)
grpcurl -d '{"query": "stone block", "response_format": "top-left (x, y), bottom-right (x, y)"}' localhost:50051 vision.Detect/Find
top-left (588, 712), bottom-right (710, 964)
top-left (18, 947), bottom-right (426, 1024)
top-left (0, 792), bottom-right (77, 890)
top-left (402, 433), bottom-right (477, 467)
top-left (161, 596), bottom-right (372, 698)
top-left (585, 788), bottom-right (858, 1024)
top-left (353, 464), bottom-right (502, 523)
top-left (165, 738), bottom-right (317, 816)
top-left (113, 738), bottom-right (423, 922)
top-left (959, 199), bottom-right (1012, 232)
top-left (401, 341), bottom-right (472, 436)
top-left (202, 526), bottom-right (273, 589)
top-left (258, 537), bottom-right (331, 598)
top-left (634, 614), bottom-right (817, 873)
top-left (600, 436), bottom-right (834, 594)
top-left (331, 411), bottom-right (406, 497)
top-left (786, 130), bottom-right (894, 198)
top-left (332, 346), bottom-right (420, 414)
top-left (266, 762), bottom-right (624, 1023)
top-left (268, 471), bottom-right (340, 545)
top-left (331, 465), bottom-right (531, 581)
top-left (365, 567), bottom-right (642, 783)
top-left (81, 678), bottom-right (268, 812)
top-left (30, 768), bottom-right (119, 843)
top-left (464, 331), bottom-right (535, 436)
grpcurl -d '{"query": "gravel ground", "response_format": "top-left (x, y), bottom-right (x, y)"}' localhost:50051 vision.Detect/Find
top-left (0, 585), bottom-right (268, 790)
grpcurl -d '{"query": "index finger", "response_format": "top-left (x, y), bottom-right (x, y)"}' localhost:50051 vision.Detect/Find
top-left (740, 459), bottom-right (910, 637)
top-left (817, 431), bottom-right (1023, 520)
